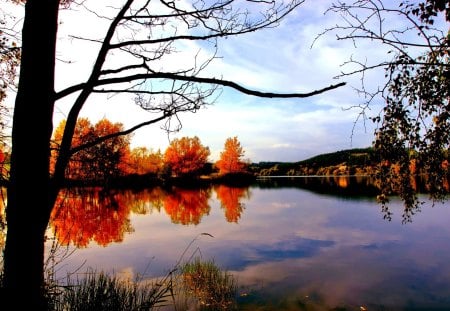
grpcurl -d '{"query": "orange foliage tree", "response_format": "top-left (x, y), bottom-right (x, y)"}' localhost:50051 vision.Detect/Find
top-left (163, 136), bottom-right (210, 176)
top-left (51, 118), bottom-right (131, 181)
top-left (121, 147), bottom-right (163, 175)
top-left (215, 136), bottom-right (247, 174)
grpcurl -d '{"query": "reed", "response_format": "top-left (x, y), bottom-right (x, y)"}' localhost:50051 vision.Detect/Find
top-left (179, 257), bottom-right (238, 310)
top-left (51, 268), bottom-right (175, 311)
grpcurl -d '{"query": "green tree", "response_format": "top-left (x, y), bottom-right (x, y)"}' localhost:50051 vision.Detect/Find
top-left (1, 0), bottom-right (345, 308)
top-left (321, 0), bottom-right (449, 222)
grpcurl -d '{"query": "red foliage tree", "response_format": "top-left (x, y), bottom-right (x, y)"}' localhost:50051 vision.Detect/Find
top-left (51, 118), bottom-right (131, 181)
top-left (163, 136), bottom-right (210, 176)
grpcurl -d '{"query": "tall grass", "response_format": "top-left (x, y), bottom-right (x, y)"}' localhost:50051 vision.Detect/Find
top-left (179, 257), bottom-right (237, 311)
top-left (38, 233), bottom-right (238, 310)
top-left (45, 257), bottom-right (237, 311)
top-left (52, 268), bottom-right (175, 311)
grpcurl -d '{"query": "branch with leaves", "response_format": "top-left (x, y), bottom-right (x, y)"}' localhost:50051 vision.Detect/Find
top-left (320, 0), bottom-right (449, 222)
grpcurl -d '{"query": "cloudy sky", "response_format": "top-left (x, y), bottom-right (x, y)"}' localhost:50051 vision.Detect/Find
top-left (7, 0), bottom-right (437, 163)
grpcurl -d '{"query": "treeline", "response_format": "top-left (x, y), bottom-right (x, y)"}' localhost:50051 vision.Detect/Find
top-left (251, 147), bottom-right (380, 176)
top-left (0, 118), bottom-right (252, 187)
top-left (49, 118), bottom-right (250, 185)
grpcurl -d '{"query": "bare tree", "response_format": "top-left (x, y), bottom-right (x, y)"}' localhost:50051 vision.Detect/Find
top-left (1, 0), bottom-right (345, 309)
top-left (0, 5), bottom-right (20, 149)
top-left (318, 0), bottom-right (449, 222)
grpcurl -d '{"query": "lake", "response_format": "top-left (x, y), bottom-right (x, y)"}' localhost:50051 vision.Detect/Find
top-left (46, 176), bottom-right (450, 310)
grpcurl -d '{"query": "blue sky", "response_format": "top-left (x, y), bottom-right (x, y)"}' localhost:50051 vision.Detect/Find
top-left (8, 0), bottom-right (442, 163)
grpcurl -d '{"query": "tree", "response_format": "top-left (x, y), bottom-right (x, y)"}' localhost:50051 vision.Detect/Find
top-left (320, 0), bottom-right (449, 222)
top-left (0, 7), bottom-right (19, 142)
top-left (216, 136), bottom-right (247, 174)
top-left (164, 136), bottom-right (210, 176)
top-left (121, 147), bottom-right (163, 175)
top-left (1, 0), bottom-right (345, 308)
top-left (51, 117), bottom-right (131, 182)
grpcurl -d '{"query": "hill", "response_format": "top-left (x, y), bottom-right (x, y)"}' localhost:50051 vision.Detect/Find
top-left (250, 147), bottom-right (378, 176)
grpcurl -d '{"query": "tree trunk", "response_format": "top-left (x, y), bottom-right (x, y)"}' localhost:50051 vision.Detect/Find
top-left (1, 0), bottom-right (60, 310)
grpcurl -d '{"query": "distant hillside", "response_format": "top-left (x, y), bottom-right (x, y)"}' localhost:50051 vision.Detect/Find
top-left (250, 147), bottom-right (379, 176)
top-left (296, 147), bottom-right (377, 166)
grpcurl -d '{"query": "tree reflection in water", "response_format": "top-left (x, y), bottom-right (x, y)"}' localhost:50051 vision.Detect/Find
top-left (46, 176), bottom-right (449, 248)
top-left (163, 187), bottom-right (211, 225)
top-left (48, 184), bottom-right (252, 248)
top-left (51, 188), bottom-right (135, 247)
top-left (214, 185), bottom-right (250, 223)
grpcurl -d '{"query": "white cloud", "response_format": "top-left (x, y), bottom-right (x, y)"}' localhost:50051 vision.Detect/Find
top-left (8, 0), bottom-right (419, 162)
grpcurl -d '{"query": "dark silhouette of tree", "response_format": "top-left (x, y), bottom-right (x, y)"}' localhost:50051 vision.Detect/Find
top-left (319, 0), bottom-right (449, 222)
top-left (1, 0), bottom-right (345, 308)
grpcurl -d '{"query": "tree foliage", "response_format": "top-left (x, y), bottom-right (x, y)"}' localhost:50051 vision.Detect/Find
top-left (164, 136), bottom-right (210, 176)
top-left (52, 118), bottom-right (131, 182)
top-left (322, 0), bottom-right (449, 222)
top-left (216, 136), bottom-right (247, 174)
top-left (122, 146), bottom-right (163, 175)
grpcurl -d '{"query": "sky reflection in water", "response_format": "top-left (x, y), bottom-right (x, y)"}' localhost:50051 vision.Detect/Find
top-left (48, 178), bottom-right (450, 310)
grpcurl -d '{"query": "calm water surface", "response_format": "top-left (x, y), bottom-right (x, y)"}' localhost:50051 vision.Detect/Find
top-left (47, 177), bottom-right (450, 310)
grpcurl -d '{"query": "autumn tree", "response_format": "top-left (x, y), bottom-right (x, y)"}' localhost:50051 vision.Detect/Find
top-left (51, 117), bottom-right (131, 182)
top-left (121, 147), bottom-right (163, 175)
top-left (1, 0), bottom-right (345, 308)
top-left (216, 136), bottom-right (247, 174)
top-left (321, 0), bottom-right (449, 222)
top-left (164, 136), bottom-right (210, 176)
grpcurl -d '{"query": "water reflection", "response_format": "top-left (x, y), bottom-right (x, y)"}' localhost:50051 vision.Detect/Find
top-left (50, 184), bottom-right (252, 247)
top-left (51, 187), bottom-right (134, 247)
top-left (47, 176), bottom-right (446, 248)
top-left (163, 187), bottom-right (211, 225)
top-left (214, 185), bottom-right (250, 223)
top-left (256, 175), bottom-right (381, 197)
top-left (4, 177), bottom-right (445, 310)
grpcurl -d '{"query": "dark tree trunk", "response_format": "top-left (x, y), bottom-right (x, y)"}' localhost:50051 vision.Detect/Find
top-left (1, 0), bottom-right (60, 310)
